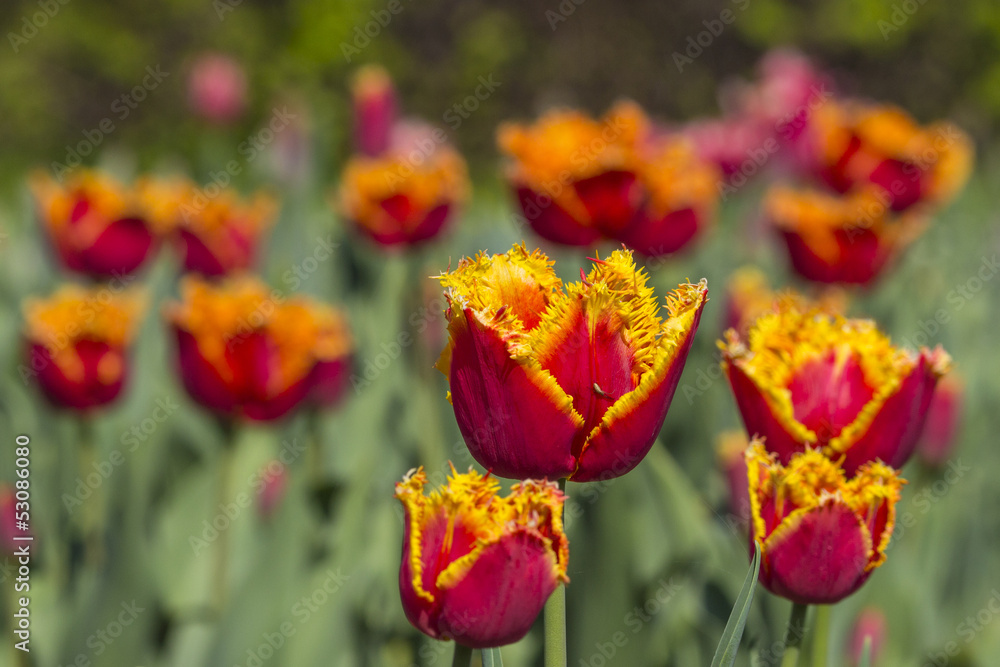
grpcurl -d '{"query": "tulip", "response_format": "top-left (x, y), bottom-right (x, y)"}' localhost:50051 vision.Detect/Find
top-left (436, 244), bottom-right (707, 481)
top-left (23, 285), bottom-right (145, 411)
top-left (498, 102), bottom-right (719, 256)
top-left (30, 169), bottom-right (163, 279)
top-left (351, 65), bottom-right (397, 157)
top-left (765, 184), bottom-right (925, 285)
top-left (810, 100), bottom-right (973, 212)
top-left (721, 302), bottom-right (950, 475)
top-left (847, 607), bottom-right (887, 666)
top-left (141, 177), bottom-right (276, 277)
top-left (187, 53), bottom-right (247, 124)
top-left (339, 143), bottom-right (469, 247)
top-left (747, 441), bottom-right (904, 604)
top-left (917, 372), bottom-right (963, 468)
top-left (166, 276), bottom-right (352, 421)
top-left (395, 466), bottom-right (568, 648)
top-left (684, 116), bottom-right (774, 179)
top-left (722, 265), bottom-right (848, 334)
top-left (306, 306), bottom-right (354, 408)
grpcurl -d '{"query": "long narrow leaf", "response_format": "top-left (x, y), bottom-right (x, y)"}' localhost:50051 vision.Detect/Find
top-left (710, 541), bottom-right (762, 667)
top-left (482, 647), bottom-right (504, 667)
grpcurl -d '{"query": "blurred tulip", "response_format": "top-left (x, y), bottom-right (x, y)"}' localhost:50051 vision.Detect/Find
top-left (0, 485), bottom-right (23, 555)
top-left (436, 244), bottom-right (707, 481)
top-left (716, 430), bottom-right (750, 526)
top-left (723, 265), bottom-right (848, 334)
top-left (747, 441), bottom-right (903, 604)
top-left (23, 285), bottom-right (146, 411)
top-left (306, 307), bottom-right (354, 409)
top-left (721, 302), bottom-right (950, 474)
top-left (684, 116), bottom-right (774, 178)
top-left (187, 53), bottom-right (247, 124)
top-left (917, 372), bottom-right (963, 467)
top-left (339, 144), bottom-right (469, 247)
top-left (810, 100), bottom-right (973, 212)
top-left (256, 462), bottom-right (289, 519)
top-left (766, 185), bottom-right (925, 285)
top-left (498, 102), bottom-right (719, 255)
top-left (351, 65), bottom-right (397, 157)
top-left (395, 466), bottom-right (568, 648)
top-left (30, 169), bottom-right (163, 279)
top-left (848, 607), bottom-right (887, 666)
top-left (141, 176), bottom-right (276, 277)
top-left (166, 276), bottom-right (352, 421)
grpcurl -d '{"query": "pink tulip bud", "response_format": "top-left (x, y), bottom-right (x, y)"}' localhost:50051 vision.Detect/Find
top-left (351, 65), bottom-right (397, 157)
top-left (848, 607), bottom-right (887, 665)
top-left (256, 462), bottom-right (289, 519)
top-left (188, 53), bottom-right (247, 124)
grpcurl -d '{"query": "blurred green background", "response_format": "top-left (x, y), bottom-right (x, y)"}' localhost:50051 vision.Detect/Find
top-left (1, 0), bottom-right (1000, 665)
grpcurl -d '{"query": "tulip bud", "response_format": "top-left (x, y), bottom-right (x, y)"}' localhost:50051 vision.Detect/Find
top-left (351, 65), bottom-right (397, 157)
top-left (188, 53), bottom-right (247, 124)
top-left (848, 607), bottom-right (887, 666)
top-left (256, 462), bottom-right (289, 519)
top-left (396, 466), bottom-right (568, 648)
top-left (747, 441), bottom-right (904, 604)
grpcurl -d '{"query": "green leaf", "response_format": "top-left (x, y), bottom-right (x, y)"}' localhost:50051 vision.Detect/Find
top-left (858, 636), bottom-right (873, 667)
top-left (482, 646), bottom-right (504, 667)
top-left (710, 541), bottom-right (761, 667)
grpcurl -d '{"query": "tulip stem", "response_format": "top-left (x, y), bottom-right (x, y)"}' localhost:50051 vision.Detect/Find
top-left (779, 602), bottom-right (809, 667)
top-left (544, 478), bottom-right (568, 667)
top-left (212, 420), bottom-right (237, 615)
top-left (810, 604), bottom-right (830, 667)
top-left (451, 643), bottom-right (473, 666)
top-left (77, 416), bottom-right (103, 574)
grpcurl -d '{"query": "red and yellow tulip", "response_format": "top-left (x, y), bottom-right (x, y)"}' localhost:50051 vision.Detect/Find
top-left (721, 302), bottom-right (950, 474)
top-left (30, 169), bottom-right (166, 279)
top-left (141, 177), bottom-right (276, 277)
top-left (722, 265), bottom-right (848, 334)
top-left (498, 102), bottom-right (719, 256)
top-left (339, 143), bottom-right (469, 247)
top-left (811, 100), bottom-right (973, 212)
top-left (396, 466), bottom-right (568, 648)
top-left (436, 244), bottom-right (707, 481)
top-left (166, 276), bottom-right (352, 421)
top-left (23, 285), bottom-right (146, 410)
top-left (747, 441), bottom-right (903, 604)
top-left (765, 185), bottom-right (924, 285)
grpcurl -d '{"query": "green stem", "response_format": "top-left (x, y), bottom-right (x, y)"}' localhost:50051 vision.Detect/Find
top-left (810, 605), bottom-right (831, 667)
top-left (77, 416), bottom-right (103, 573)
top-left (212, 421), bottom-right (237, 614)
top-left (451, 643), bottom-right (473, 666)
top-left (779, 602), bottom-right (809, 667)
top-left (545, 478), bottom-right (568, 667)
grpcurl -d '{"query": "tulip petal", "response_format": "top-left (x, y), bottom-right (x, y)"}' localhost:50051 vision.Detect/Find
top-left (446, 307), bottom-right (581, 479)
top-left (787, 349), bottom-right (875, 442)
top-left (618, 207), bottom-right (701, 258)
top-left (573, 170), bottom-right (641, 236)
top-left (831, 348), bottom-right (947, 474)
top-left (572, 282), bottom-right (707, 482)
top-left (761, 501), bottom-right (872, 605)
top-left (724, 359), bottom-right (814, 464)
top-left (175, 328), bottom-right (240, 414)
top-left (437, 531), bottom-right (561, 648)
top-left (514, 186), bottom-right (601, 247)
